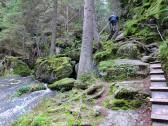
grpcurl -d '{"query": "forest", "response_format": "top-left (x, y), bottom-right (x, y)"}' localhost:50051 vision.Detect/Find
top-left (0, 0), bottom-right (168, 126)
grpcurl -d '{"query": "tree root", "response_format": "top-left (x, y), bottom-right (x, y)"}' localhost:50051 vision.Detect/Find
top-left (86, 84), bottom-right (105, 100)
top-left (86, 84), bottom-right (103, 95)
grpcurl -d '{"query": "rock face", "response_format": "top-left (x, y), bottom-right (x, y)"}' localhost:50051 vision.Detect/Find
top-left (98, 59), bottom-right (149, 81)
top-left (48, 78), bottom-right (76, 91)
top-left (0, 56), bottom-right (31, 77)
top-left (114, 59), bottom-right (150, 76)
top-left (117, 43), bottom-right (140, 59)
top-left (35, 56), bottom-right (73, 83)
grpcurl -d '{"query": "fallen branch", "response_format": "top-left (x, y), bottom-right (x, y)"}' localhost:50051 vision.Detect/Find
top-left (156, 24), bottom-right (164, 41)
top-left (99, 23), bottom-right (109, 35)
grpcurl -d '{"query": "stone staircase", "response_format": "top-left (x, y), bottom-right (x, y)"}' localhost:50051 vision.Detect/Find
top-left (150, 62), bottom-right (168, 126)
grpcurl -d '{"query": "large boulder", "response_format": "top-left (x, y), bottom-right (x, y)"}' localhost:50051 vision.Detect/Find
top-left (98, 59), bottom-right (149, 81)
top-left (0, 56), bottom-right (31, 77)
top-left (35, 56), bottom-right (73, 83)
top-left (114, 59), bottom-right (150, 77)
top-left (117, 43), bottom-right (140, 59)
top-left (94, 42), bottom-right (118, 62)
top-left (48, 78), bottom-right (76, 91)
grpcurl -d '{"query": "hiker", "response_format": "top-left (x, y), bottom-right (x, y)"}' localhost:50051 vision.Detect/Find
top-left (107, 13), bottom-right (119, 41)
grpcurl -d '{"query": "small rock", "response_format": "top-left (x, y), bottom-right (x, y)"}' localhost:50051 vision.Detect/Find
top-left (141, 56), bottom-right (155, 63)
top-left (93, 105), bottom-right (102, 117)
top-left (115, 33), bottom-right (125, 41)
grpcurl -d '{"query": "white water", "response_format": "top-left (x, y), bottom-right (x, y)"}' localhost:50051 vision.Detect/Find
top-left (0, 77), bottom-right (54, 126)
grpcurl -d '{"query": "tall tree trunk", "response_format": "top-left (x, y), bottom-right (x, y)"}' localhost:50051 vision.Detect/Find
top-left (50, 0), bottom-right (58, 56)
top-left (77, 0), bottom-right (94, 78)
top-left (93, 10), bottom-right (100, 48)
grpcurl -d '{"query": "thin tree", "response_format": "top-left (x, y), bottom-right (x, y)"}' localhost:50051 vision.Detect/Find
top-left (77, 0), bottom-right (94, 78)
top-left (50, 0), bottom-right (58, 56)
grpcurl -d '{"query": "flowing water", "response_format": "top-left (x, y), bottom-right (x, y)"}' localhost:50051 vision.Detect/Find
top-left (0, 76), bottom-right (54, 126)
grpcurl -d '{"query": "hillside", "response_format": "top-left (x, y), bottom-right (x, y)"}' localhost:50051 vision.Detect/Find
top-left (0, 0), bottom-right (168, 126)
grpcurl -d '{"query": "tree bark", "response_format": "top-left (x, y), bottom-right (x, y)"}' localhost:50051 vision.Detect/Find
top-left (50, 0), bottom-right (58, 56)
top-left (77, 0), bottom-right (94, 78)
top-left (93, 8), bottom-right (100, 47)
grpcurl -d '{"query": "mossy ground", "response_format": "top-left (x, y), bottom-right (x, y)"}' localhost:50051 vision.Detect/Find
top-left (12, 88), bottom-right (104, 126)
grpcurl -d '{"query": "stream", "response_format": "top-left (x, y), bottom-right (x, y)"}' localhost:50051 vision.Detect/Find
top-left (0, 76), bottom-right (54, 126)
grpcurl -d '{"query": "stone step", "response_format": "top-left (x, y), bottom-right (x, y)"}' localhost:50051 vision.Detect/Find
top-left (150, 69), bottom-right (164, 75)
top-left (150, 87), bottom-right (168, 91)
top-left (152, 91), bottom-right (168, 99)
top-left (150, 61), bottom-right (161, 64)
top-left (151, 114), bottom-right (168, 122)
top-left (151, 76), bottom-right (166, 82)
top-left (152, 122), bottom-right (168, 126)
top-left (150, 98), bottom-right (168, 104)
top-left (152, 104), bottom-right (168, 115)
top-left (151, 82), bottom-right (167, 87)
top-left (150, 64), bottom-right (162, 69)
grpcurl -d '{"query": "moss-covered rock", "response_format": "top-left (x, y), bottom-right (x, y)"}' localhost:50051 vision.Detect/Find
top-left (94, 41), bottom-right (118, 62)
top-left (117, 43), bottom-right (140, 59)
top-left (103, 86), bottom-right (149, 110)
top-left (48, 78), bottom-right (76, 91)
top-left (62, 40), bottom-right (81, 61)
top-left (115, 89), bottom-right (139, 100)
top-left (35, 56), bottom-right (73, 83)
top-left (98, 60), bottom-right (137, 81)
top-left (98, 59), bottom-right (149, 81)
top-left (104, 99), bottom-right (143, 110)
top-left (1, 56), bottom-right (31, 77)
top-left (75, 74), bottom-right (96, 89)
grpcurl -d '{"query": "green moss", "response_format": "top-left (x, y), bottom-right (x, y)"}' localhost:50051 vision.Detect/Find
top-left (62, 40), bottom-right (81, 61)
top-left (75, 74), bottom-right (96, 89)
top-left (2, 56), bottom-right (31, 77)
top-left (124, 20), bottom-right (138, 36)
top-left (48, 78), bottom-right (76, 91)
top-left (31, 114), bottom-right (51, 126)
top-left (159, 41), bottom-right (168, 74)
top-left (35, 57), bottom-right (73, 82)
top-left (123, 0), bottom-right (168, 42)
top-left (13, 60), bottom-right (32, 77)
top-left (115, 89), bottom-right (138, 100)
top-left (117, 43), bottom-right (140, 59)
top-left (94, 41), bottom-right (118, 62)
top-left (12, 113), bottom-right (51, 126)
top-left (15, 84), bottom-right (46, 96)
top-left (98, 60), bottom-right (136, 81)
top-left (109, 84), bottom-right (118, 95)
top-left (13, 88), bottom-right (104, 126)
top-left (104, 99), bottom-right (143, 110)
